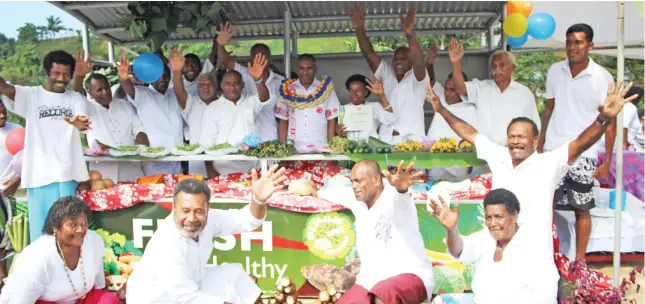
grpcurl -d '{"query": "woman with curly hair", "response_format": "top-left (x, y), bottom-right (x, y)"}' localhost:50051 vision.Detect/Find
top-left (0, 197), bottom-right (119, 304)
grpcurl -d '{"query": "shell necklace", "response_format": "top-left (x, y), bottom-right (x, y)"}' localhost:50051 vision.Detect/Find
top-left (56, 239), bottom-right (87, 300)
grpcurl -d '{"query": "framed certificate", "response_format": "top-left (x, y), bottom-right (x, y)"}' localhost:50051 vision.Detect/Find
top-left (343, 105), bottom-right (373, 131)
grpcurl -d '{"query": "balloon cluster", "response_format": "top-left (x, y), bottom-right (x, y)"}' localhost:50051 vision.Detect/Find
top-left (5, 128), bottom-right (25, 177)
top-left (503, 1), bottom-right (556, 48)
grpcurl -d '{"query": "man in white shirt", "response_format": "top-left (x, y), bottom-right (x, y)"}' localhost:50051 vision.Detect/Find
top-left (169, 47), bottom-right (220, 177)
top-left (427, 72), bottom-right (478, 181)
top-left (0, 50), bottom-right (91, 242)
top-left (217, 22), bottom-right (286, 142)
top-left (537, 24), bottom-right (617, 261)
top-left (347, 4), bottom-right (430, 144)
top-left (276, 54), bottom-right (340, 145)
top-left (200, 54), bottom-right (272, 177)
top-left (118, 55), bottom-right (184, 176)
top-left (157, 37), bottom-right (219, 96)
top-left (0, 102), bottom-right (21, 281)
top-left (318, 160), bottom-right (433, 304)
top-left (448, 39), bottom-right (540, 146)
top-left (126, 166), bottom-right (287, 304)
top-left (426, 79), bottom-right (638, 298)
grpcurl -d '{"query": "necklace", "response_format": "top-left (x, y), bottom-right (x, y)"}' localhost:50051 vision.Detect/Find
top-left (278, 76), bottom-right (335, 109)
top-left (56, 239), bottom-right (87, 300)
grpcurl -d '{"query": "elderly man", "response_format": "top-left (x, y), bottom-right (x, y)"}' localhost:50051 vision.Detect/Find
top-left (448, 38), bottom-right (539, 146)
top-left (276, 54), bottom-right (340, 145)
top-left (169, 47), bottom-right (220, 177)
top-left (118, 55), bottom-right (184, 176)
top-left (538, 24), bottom-right (617, 261)
top-left (426, 80), bottom-right (638, 303)
top-left (217, 22), bottom-right (286, 142)
top-left (347, 3), bottom-right (431, 144)
top-left (126, 165), bottom-right (287, 304)
top-left (318, 160), bottom-right (434, 304)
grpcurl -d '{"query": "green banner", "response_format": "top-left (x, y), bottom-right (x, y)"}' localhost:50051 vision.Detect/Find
top-left (93, 202), bottom-right (484, 294)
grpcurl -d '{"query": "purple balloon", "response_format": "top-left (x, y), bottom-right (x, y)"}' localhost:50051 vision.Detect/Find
top-left (12, 150), bottom-right (22, 177)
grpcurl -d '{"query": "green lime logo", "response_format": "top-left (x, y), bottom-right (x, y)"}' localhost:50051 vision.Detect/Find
top-left (304, 212), bottom-right (355, 260)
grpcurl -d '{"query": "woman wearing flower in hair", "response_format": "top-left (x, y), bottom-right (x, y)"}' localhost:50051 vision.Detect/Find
top-left (336, 74), bottom-right (395, 141)
top-left (0, 197), bottom-right (119, 304)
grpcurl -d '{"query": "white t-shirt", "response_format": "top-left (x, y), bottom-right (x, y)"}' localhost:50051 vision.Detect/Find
top-left (544, 59), bottom-right (614, 158)
top-left (234, 62), bottom-right (285, 142)
top-left (275, 78), bottom-right (340, 145)
top-left (465, 79), bottom-right (540, 146)
top-left (0, 122), bottom-right (21, 187)
top-left (181, 95), bottom-right (211, 176)
top-left (318, 185), bottom-right (434, 298)
top-left (126, 206), bottom-right (264, 304)
top-left (342, 102), bottom-right (395, 141)
top-left (0, 231), bottom-right (106, 304)
top-left (8, 86), bottom-right (89, 188)
top-left (374, 61), bottom-right (429, 143)
top-left (597, 102), bottom-right (642, 151)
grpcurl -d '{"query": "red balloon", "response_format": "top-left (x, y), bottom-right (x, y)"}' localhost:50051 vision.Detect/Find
top-left (5, 128), bottom-right (26, 155)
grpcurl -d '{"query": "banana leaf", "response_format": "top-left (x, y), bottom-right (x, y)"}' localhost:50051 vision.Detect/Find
top-left (345, 152), bottom-right (486, 169)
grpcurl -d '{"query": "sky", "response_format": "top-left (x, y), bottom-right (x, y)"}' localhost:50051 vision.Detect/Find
top-left (0, 1), bottom-right (84, 38)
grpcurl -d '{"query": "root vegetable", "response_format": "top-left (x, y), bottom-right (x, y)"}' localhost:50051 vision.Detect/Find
top-left (286, 295), bottom-right (297, 304)
top-left (91, 180), bottom-right (106, 191)
top-left (326, 285), bottom-right (337, 296)
top-left (118, 255), bottom-right (141, 264)
top-left (284, 283), bottom-right (296, 295)
top-left (274, 292), bottom-right (286, 303)
top-left (89, 170), bottom-right (102, 181)
top-left (103, 179), bottom-right (115, 188)
top-left (333, 292), bottom-right (343, 302)
top-left (77, 181), bottom-right (91, 191)
top-left (280, 276), bottom-right (292, 287)
top-left (277, 284), bottom-right (284, 292)
top-left (319, 290), bottom-right (331, 302)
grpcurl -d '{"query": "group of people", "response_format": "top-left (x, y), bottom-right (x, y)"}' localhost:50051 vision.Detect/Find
top-left (0, 2), bottom-right (642, 303)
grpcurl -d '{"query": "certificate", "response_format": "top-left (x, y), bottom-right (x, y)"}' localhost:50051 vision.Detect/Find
top-left (343, 105), bottom-right (373, 131)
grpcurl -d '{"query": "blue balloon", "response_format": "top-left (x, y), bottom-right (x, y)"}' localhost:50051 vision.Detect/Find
top-left (133, 53), bottom-right (164, 84)
top-left (508, 32), bottom-right (529, 48)
top-left (527, 12), bottom-right (556, 40)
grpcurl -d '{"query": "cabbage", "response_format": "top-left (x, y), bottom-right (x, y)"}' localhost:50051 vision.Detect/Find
top-left (433, 266), bottom-right (466, 294)
top-left (288, 179), bottom-right (314, 196)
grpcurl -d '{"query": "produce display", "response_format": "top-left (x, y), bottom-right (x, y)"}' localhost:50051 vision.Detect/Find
top-left (136, 174), bottom-right (165, 184)
top-left (95, 229), bottom-right (143, 293)
top-left (314, 284), bottom-right (344, 304)
top-left (175, 144), bottom-right (201, 152)
top-left (430, 138), bottom-right (458, 153)
top-left (143, 147), bottom-right (166, 154)
top-left (244, 140), bottom-right (294, 158)
top-left (459, 140), bottom-right (474, 152)
top-left (273, 276), bottom-right (302, 304)
top-left (112, 145), bottom-right (139, 152)
top-left (346, 141), bottom-right (372, 154)
top-left (80, 170), bottom-right (116, 191)
top-left (5, 213), bottom-right (28, 275)
top-left (328, 137), bottom-right (350, 153)
top-left (394, 140), bottom-right (426, 152)
top-left (288, 178), bottom-right (316, 196)
top-left (207, 143), bottom-right (234, 150)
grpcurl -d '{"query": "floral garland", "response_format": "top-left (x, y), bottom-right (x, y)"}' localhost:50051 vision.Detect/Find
top-left (279, 76), bottom-right (335, 110)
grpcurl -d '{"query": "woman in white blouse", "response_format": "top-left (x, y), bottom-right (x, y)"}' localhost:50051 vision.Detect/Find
top-left (336, 74), bottom-right (395, 141)
top-left (0, 197), bottom-right (119, 304)
top-left (428, 188), bottom-right (558, 304)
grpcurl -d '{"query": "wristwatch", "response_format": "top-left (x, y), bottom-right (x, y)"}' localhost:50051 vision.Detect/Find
top-left (596, 115), bottom-right (611, 126)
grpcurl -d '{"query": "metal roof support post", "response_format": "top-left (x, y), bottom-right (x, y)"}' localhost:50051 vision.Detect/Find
top-left (108, 41), bottom-right (115, 64)
top-left (500, 5), bottom-right (507, 50)
top-left (487, 26), bottom-right (495, 78)
top-left (82, 23), bottom-right (90, 59)
top-left (291, 31), bottom-right (299, 76)
top-left (284, 10), bottom-right (292, 79)
top-left (613, 1), bottom-right (625, 287)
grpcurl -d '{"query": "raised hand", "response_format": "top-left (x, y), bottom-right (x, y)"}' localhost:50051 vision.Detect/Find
top-left (365, 77), bottom-right (384, 96)
top-left (345, 2), bottom-right (365, 30)
top-left (428, 195), bottom-right (459, 230)
top-left (74, 51), bottom-right (94, 77)
top-left (425, 41), bottom-right (439, 64)
top-left (63, 115), bottom-right (91, 131)
top-left (400, 8), bottom-right (416, 36)
top-left (382, 160), bottom-right (425, 193)
top-left (448, 38), bottom-right (464, 64)
top-left (251, 164), bottom-right (287, 203)
top-left (116, 54), bottom-right (131, 81)
top-left (248, 53), bottom-right (268, 81)
top-left (598, 80), bottom-right (639, 120)
top-left (425, 83), bottom-right (443, 111)
top-left (169, 47), bottom-right (185, 73)
top-left (217, 22), bottom-right (236, 46)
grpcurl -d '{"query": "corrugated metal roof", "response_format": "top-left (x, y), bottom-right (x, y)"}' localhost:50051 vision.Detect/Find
top-left (51, 1), bottom-right (503, 45)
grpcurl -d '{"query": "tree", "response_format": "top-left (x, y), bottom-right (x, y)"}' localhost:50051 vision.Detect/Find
top-left (0, 33), bottom-right (16, 58)
top-left (46, 16), bottom-right (66, 39)
top-left (513, 52), bottom-right (560, 116)
top-left (17, 23), bottom-right (40, 44)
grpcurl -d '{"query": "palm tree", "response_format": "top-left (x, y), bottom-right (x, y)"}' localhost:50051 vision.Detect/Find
top-left (46, 15), bottom-right (66, 39)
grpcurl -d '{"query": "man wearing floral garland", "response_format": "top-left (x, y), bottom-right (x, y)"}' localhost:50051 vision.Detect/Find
top-left (276, 54), bottom-right (340, 146)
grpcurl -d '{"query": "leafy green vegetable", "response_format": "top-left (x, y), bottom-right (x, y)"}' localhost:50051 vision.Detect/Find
top-left (207, 143), bottom-right (234, 151)
top-left (177, 144), bottom-right (201, 152)
top-left (124, 240), bottom-right (144, 257)
top-left (114, 145), bottom-right (139, 152)
top-left (243, 140), bottom-right (294, 158)
top-left (144, 147), bottom-right (166, 154)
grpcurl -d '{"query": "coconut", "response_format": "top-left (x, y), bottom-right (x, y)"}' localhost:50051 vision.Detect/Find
top-left (91, 180), bottom-right (106, 191)
top-left (103, 179), bottom-right (115, 188)
top-left (89, 170), bottom-right (103, 181)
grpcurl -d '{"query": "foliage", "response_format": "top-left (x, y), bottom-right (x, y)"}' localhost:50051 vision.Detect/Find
top-left (562, 260), bottom-right (643, 304)
top-left (513, 51), bottom-right (560, 116)
top-left (16, 23), bottom-right (41, 44)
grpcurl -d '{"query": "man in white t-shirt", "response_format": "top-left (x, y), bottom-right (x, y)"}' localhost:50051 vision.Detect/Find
top-left (118, 55), bottom-right (184, 176)
top-left (275, 54), bottom-right (340, 145)
top-left (217, 22), bottom-right (286, 142)
top-left (156, 37), bottom-right (219, 96)
top-left (448, 39), bottom-right (540, 146)
top-left (537, 24), bottom-right (617, 261)
top-left (347, 4), bottom-right (430, 144)
top-left (0, 50), bottom-right (91, 242)
top-left (318, 160), bottom-right (433, 303)
top-left (200, 55), bottom-right (272, 177)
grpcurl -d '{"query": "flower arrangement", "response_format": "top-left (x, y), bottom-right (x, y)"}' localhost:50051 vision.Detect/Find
top-left (562, 260), bottom-right (643, 304)
top-left (279, 76), bottom-right (335, 110)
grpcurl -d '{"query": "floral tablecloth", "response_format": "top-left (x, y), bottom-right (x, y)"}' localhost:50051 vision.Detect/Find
top-left (598, 151), bottom-right (644, 202)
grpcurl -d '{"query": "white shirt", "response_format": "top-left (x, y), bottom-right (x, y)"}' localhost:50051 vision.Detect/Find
top-left (7, 86), bottom-right (89, 188)
top-left (343, 102), bottom-right (395, 141)
top-left (597, 102), bottom-right (642, 151)
top-left (129, 86), bottom-right (184, 175)
top-left (275, 78), bottom-right (340, 145)
top-left (0, 123), bottom-right (21, 187)
top-left (182, 95), bottom-right (211, 176)
top-left (234, 62), bottom-right (285, 142)
top-left (0, 231), bottom-right (106, 304)
top-left (169, 60), bottom-right (216, 97)
top-left (374, 61), bottom-right (429, 143)
top-left (126, 205), bottom-right (264, 304)
top-left (318, 185), bottom-right (434, 298)
top-left (465, 79), bottom-right (540, 146)
top-left (455, 225), bottom-right (558, 304)
top-left (544, 59), bottom-right (614, 158)
top-left (200, 94), bottom-right (268, 174)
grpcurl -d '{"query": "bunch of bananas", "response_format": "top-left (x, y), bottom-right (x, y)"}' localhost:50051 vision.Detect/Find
top-left (394, 141), bottom-right (425, 152)
top-left (459, 140), bottom-right (474, 152)
top-left (430, 138), bottom-right (458, 153)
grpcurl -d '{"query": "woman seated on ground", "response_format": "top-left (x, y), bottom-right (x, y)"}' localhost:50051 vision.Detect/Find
top-left (335, 74), bottom-right (395, 141)
top-left (428, 189), bottom-right (558, 304)
top-left (0, 197), bottom-right (119, 304)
